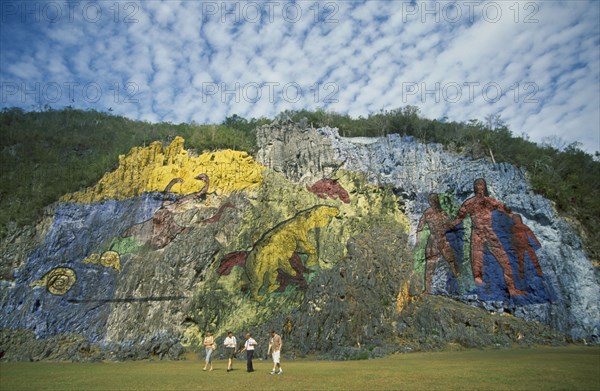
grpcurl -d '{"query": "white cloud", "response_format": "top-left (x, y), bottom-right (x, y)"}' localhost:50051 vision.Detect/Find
top-left (0, 0), bottom-right (597, 153)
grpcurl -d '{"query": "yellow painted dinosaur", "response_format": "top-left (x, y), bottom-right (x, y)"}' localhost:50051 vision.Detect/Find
top-left (245, 205), bottom-right (339, 300)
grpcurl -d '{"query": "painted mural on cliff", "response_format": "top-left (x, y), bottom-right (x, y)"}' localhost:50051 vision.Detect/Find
top-left (0, 138), bottom-right (266, 340)
top-left (3, 130), bottom-right (582, 356)
top-left (2, 195), bottom-right (164, 340)
top-left (1, 136), bottom-right (411, 346)
top-left (414, 178), bottom-right (553, 304)
top-left (217, 204), bottom-right (340, 300)
top-left (2, 123), bottom-right (599, 363)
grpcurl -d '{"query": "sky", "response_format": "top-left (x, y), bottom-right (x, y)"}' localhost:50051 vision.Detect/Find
top-left (1, 0), bottom-right (599, 153)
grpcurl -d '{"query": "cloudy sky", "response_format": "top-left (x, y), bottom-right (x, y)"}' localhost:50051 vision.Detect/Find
top-left (1, 1), bottom-right (598, 153)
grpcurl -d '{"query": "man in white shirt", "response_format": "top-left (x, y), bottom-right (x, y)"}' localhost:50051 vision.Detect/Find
top-left (223, 331), bottom-right (237, 372)
top-left (239, 332), bottom-right (258, 372)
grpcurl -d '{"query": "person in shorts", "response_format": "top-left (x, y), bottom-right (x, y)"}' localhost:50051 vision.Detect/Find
top-left (268, 330), bottom-right (283, 375)
top-left (223, 331), bottom-right (237, 372)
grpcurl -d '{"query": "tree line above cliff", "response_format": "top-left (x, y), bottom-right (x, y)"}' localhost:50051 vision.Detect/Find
top-left (0, 106), bottom-right (598, 264)
top-left (281, 107), bottom-right (599, 264)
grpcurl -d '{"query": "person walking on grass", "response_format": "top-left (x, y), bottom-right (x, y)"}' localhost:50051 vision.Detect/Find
top-left (239, 333), bottom-right (257, 372)
top-left (202, 331), bottom-right (216, 371)
top-left (224, 331), bottom-right (237, 372)
top-left (268, 330), bottom-right (283, 375)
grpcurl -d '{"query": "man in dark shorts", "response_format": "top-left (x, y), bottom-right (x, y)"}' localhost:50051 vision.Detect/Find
top-left (223, 331), bottom-right (237, 372)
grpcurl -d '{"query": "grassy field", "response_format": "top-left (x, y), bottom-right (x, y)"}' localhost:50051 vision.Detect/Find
top-left (1, 345), bottom-right (598, 391)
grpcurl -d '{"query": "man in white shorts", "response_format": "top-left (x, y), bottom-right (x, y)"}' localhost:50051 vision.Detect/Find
top-left (268, 330), bottom-right (283, 375)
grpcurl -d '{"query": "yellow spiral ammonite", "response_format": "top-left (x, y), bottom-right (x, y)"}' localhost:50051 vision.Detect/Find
top-left (83, 251), bottom-right (121, 272)
top-left (30, 267), bottom-right (76, 295)
top-left (82, 253), bottom-right (101, 265)
top-left (100, 251), bottom-right (121, 272)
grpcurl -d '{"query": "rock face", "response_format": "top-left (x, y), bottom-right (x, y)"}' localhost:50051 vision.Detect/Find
top-left (0, 124), bottom-right (597, 362)
top-left (1, 140), bottom-right (263, 360)
top-left (257, 225), bottom-right (413, 357)
top-left (255, 125), bottom-right (600, 341)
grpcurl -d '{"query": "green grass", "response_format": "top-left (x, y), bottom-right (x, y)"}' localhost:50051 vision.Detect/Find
top-left (1, 346), bottom-right (598, 391)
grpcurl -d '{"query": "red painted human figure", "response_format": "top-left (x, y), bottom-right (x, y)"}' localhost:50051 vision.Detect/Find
top-left (448, 178), bottom-right (525, 296)
top-left (511, 214), bottom-right (543, 279)
top-left (416, 193), bottom-right (459, 294)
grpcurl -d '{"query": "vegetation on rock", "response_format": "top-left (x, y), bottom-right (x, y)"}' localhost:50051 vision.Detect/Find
top-left (0, 106), bottom-right (597, 361)
top-left (280, 107), bottom-right (600, 265)
top-left (1, 107), bottom-right (597, 264)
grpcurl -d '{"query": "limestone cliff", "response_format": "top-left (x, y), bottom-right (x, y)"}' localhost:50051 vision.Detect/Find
top-left (0, 123), bottom-right (597, 362)
top-left (256, 124), bottom-right (599, 341)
